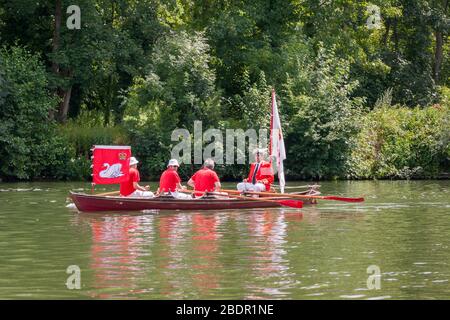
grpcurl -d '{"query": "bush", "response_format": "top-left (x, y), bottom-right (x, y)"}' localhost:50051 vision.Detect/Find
top-left (58, 122), bottom-right (130, 157)
top-left (347, 104), bottom-right (450, 179)
top-left (224, 70), bottom-right (272, 130)
top-left (36, 138), bottom-right (90, 181)
top-left (0, 46), bottom-right (73, 180)
top-left (56, 109), bottom-right (130, 180)
top-left (284, 46), bottom-right (364, 179)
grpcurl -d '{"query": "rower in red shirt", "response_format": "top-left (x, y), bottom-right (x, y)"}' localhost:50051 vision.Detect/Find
top-left (158, 159), bottom-right (191, 199)
top-left (237, 148), bottom-right (274, 192)
top-left (188, 158), bottom-right (221, 197)
top-left (120, 157), bottom-right (154, 197)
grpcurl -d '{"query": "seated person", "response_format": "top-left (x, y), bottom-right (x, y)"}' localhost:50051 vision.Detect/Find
top-left (188, 158), bottom-right (221, 197)
top-left (237, 148), bottom-right (274, 192)
top-left (158, 159), bottom-right (191, 199)
top-left (120, 157), bottom-right (154, 197)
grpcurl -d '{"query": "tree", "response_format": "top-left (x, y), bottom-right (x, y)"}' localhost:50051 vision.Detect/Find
top-left (125, 30), bottom-right (221, 130)
top-left (0, 0), bottom-right (165, 124)
top-left (430, 0), bottom-right (449, 84)
top-left (122, 31), bottom-right (222, 178)
top-left (0, 46), bottom-right (70, 180)
top-left (285, 46), bottom-right (364, 179)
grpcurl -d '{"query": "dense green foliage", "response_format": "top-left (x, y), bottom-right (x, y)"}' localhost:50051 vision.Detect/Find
top-left (285, 46), bottom-right (365, 179)
top-left (0, 46), bottom-right (71, 180)
top-left (349, 104), bottom-right (450, 179)
top-left (0, 0), bottom-right (449, 181)
top-left (122, 31), bottom-right (222, 179)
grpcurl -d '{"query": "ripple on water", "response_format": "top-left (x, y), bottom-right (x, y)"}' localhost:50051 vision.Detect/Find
top-left (1, 180), bottom-right (450, 299)
top-left (300, 284), bottom-right (329, 290)
top-left (340, 294), bottom-right (366, 299)
top-left (367, 296), bottom-right (392, 300)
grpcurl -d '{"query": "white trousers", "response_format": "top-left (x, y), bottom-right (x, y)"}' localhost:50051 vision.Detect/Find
top-left (170, 191), bottom-right (193, 199)
top-left (237, 182), bottom-right (266, 192)
top-left (128, 190), bottom-right (155, 198)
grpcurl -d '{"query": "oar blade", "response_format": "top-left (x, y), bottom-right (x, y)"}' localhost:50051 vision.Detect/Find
top-left (324, 196), bottom-right (365, 202)
top-left (278, 199), bottom-right (303, 208)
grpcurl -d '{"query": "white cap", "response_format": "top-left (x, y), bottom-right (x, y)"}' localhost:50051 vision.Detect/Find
top-left (253, 148), bottom-right (268, 155)
top-left (168, 159), bottom-right (180, 167)
top-left (130, 157), bottom-right (139, 166)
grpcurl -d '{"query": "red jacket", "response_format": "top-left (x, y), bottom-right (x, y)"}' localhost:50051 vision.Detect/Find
top-left (246, 161), bottom-right (274, 191)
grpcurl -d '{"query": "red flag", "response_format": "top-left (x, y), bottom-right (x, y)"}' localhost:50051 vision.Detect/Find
top-left (92, 145), bottom-right (131, 184)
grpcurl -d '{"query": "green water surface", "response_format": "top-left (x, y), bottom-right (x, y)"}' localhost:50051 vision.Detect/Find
top-left (0, 180), bottom-right (449, 299)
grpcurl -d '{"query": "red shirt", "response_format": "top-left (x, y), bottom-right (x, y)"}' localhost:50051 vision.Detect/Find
top-left (159, 169), bottom-right (181, 192)
top-left (191, 168), bottom-right (220, 196)
top-left (246, 161), bottom-right (274, 191)
top-left (120, 168), bottom-right (140, 196)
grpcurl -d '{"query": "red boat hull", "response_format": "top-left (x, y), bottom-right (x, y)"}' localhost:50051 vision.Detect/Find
top-left (69, 192), bottom-right (315, 212)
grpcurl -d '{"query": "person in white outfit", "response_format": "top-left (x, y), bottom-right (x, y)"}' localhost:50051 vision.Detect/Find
top-left (237, 149), bottom-right (274, 192)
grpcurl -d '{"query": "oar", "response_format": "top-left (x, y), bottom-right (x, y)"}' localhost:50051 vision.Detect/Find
top-left (183, 189), bottom-right (303, 209)
top-left (273, 184), bottom-right (321, 189)
top-left (226, 193), bottom-right (303, 209)
top-left (221, 189), bottom-right (364, 203)
top-left (96, 190), bottom-right (120, 196)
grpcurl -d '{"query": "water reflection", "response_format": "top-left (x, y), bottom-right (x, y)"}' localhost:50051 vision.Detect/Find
top-left (70, 203), bottom-right (384, 300)
top-left (76, 214), bottom-right (154, 298)
top-left (68, 193), bottom-right (450, 300)
top-left (191, 213), bottom-right (222, 295)
top-left (244, 210), bottom-right (300, 299)
top-left (156, 214), bottom-right (189, 298)
top-left (3, 180), bottom-right (450, 299)
top-left (73, 209), bottom-right (306, 299)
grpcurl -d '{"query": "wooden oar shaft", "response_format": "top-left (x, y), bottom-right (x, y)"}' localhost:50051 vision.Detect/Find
top-left (181, 189), bottom-right (302, 208)
top-left (226, 193), bottom-right (303, 208)
top-left (96, 190), bottom-right (120, 196)
top-left (274, 184), bottom-right (320, 189)
top-left (227, 193), bottom-right (279, 204)
top-left (220, 189), bottom-right (364, 202)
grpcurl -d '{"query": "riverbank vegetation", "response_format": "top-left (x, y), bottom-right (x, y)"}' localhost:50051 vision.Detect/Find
top-left (0, 0), bottom-right (449, 181)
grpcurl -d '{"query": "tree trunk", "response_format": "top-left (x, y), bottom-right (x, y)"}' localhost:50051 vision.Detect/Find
top-left (382, 18), bottom-right (391, 47)
top-left (433, 31), bottom-right (444, 83)
top-left (58, 86), bottom-right (73, 122)
top-left (433, 0), bottom-right (449, 84)
top-left (68, 84), bottom-right (82, 119)
top-left (392, 18), bottom-right (399, 52)
top-left (52, 0), bottom-right (74, 122)
top-left (52, 0), bottom-right (61, 75)
top-left (49, 0), bottom-right (62, 120)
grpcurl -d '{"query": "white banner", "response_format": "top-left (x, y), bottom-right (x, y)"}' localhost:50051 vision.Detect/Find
top-left (270, 90), bottom-right (286, 193)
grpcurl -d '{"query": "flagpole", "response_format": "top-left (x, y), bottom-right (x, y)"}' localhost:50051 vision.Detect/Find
top-left (269, 88), bottom-right (275, 163)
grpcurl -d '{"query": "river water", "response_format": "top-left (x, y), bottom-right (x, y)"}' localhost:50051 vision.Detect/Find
top-left (0, 180), bottom-right (449, 299)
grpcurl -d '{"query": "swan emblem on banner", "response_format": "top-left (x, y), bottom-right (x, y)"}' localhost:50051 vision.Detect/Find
top-left (99, 163), bottom-right (124, 178)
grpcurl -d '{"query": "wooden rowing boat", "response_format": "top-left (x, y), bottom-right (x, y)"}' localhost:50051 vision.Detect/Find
top-left (69, 189), bottom-right (320, 212)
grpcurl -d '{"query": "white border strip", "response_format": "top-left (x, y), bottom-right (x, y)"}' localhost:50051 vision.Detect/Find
top-left (93, 145), bottom-right (131, 150)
